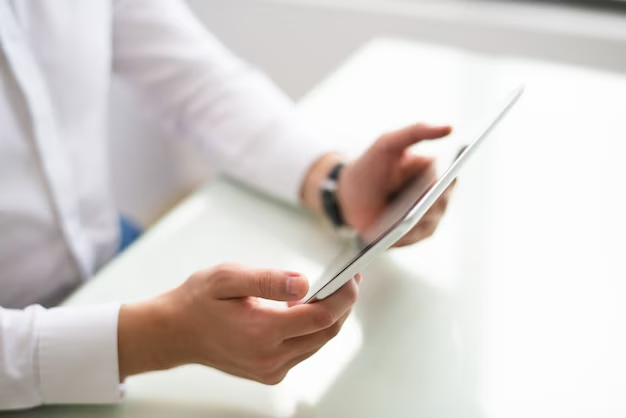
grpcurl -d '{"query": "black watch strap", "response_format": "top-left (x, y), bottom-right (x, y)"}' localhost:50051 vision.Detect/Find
top-left (321, 163), bottom-right (346, 228)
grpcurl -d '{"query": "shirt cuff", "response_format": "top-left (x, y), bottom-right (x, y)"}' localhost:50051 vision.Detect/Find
top-left (37, 304), bottom-right (123, 404)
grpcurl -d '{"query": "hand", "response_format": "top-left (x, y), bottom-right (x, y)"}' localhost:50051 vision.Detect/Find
top-left (118, 264), bottom-right (361, 385)
top-left (301, 123), bottom-right (455, 247)
top-left (339, 123), bottom-right (455, 246)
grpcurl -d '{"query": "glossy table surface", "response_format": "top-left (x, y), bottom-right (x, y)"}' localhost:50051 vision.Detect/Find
top-left (11, 38), bottom-right (626, 418)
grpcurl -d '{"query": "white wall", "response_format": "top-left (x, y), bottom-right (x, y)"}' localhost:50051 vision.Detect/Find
top-left (188, 0), bottom-right (626, 99)
top-left (109, 0), bottom-right (626, 224)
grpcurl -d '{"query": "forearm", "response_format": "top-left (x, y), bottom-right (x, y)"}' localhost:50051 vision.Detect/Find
top-left (113, 0), bottom-right (334, 204)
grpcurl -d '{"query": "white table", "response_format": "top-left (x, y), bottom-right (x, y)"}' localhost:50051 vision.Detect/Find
top-left (11, 38), bottom-right (626, 418)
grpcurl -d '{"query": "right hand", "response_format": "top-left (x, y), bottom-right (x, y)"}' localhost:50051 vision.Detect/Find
top-left (118, 263), bottom-right (361, 384)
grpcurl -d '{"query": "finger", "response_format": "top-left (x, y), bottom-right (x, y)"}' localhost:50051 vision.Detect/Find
top-left (273, 277), bottom-right (359, 339)
top-left (377, 123), bottom-right (452, 154)
top-left (253, 310), bottom-right (354, 386)
top-left (400, 156), bottom-right (436, 180)
top-left (420, 180), bottom-right (456, 223)
top-left (417, 221), bottom-right (437, 240)
top-left (421, 194), bottom-right (449, 221)
top-left (394, 196), bottom-right (447, 247)
top-left (393, 221), bottom-right (435, 247)
top-left (393, 156), bottom-right (437, 192)
top-left (286, 273), bottom-right (363, 308)
top-left (282, 309), bottom-right (352, 356)
top-left (211, 265), bottom-right (309, 301)
top-left (412, 178), bottom-right (455, 224)
top-left (445, 178), bottom-right (458, 192)
top-left (286, 299), bottom-right (301, 308)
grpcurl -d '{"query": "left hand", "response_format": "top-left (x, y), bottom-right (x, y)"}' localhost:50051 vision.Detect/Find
top-left (301, 123), bottom-right (455, 247)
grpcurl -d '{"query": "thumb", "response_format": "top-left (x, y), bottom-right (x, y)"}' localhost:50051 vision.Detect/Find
top-left (377, 123), bottom-right (451, 154)
top-left (212, 267), bottom-right (309, 301)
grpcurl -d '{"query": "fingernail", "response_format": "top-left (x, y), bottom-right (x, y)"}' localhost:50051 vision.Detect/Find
top-left (286, 272), bottom-right (302, 295)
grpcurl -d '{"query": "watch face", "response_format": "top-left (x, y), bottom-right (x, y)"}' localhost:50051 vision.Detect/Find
top-left (321, 178), bottom-right (338, 192)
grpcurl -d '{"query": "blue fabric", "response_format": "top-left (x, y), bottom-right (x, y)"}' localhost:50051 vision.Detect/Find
top-left (118, 216), bottom-right (142, 253)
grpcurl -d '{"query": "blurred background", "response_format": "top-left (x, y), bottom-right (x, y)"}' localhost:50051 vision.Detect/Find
top-left (108, 0), bottom-right (626, 225)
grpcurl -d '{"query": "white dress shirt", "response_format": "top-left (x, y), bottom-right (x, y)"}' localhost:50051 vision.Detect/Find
top-left (0, 0), bottom-right (329, 409)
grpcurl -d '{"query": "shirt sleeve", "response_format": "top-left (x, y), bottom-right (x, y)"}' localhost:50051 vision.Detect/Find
top-left (112, 0), bottom-right (332, 203)
top-left (0, 304), bottom-right (122, 410)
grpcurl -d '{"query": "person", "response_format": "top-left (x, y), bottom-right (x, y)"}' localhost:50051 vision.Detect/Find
top-left (0, 0), bottom-right (454, 410)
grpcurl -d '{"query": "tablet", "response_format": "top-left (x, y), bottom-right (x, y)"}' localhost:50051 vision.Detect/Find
top-left (304, 86), bottom-right (524, 303)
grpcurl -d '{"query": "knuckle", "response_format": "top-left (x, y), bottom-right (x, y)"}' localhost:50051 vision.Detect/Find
top-left (188, 270), bottom-right (206, 283)
top-left (410, 230), bottom-right (427, 242)
top-left (354, 273), bottom-right (363, 285)
top-left (345, 283), bottom-right (359, 305)
top-left (325, 323), bottom-right (342, 340)
top-left (375, 133), bottom-right (394, 152)
top-left (432, 199), bottom-right (447, 214)
top-left (256, 271), bottom-right (275, 299)
top-left (209, 274), bottom-right (228, 290)
top-left (314, 309), bottom-right (335, 328)
top-left (423, 223), bottom-right (437, 238)
top-left (259, 372), bottom-right (286, 386)
top-left (254, 355), bottom-right (279, 373)
top-left (212, 263), bottom-right (239, 279)
top-left (378, 132), bottom-right (391, 143)
top-left (217, 262), bottom-right (240, 273)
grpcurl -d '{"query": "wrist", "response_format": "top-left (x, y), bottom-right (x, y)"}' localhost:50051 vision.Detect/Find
top-left (300, 152), bottom-right (345, 217)
top-left (117, 294), bottom-right (184, 381)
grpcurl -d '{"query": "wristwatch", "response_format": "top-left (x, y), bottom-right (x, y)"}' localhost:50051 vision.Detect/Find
top-left (321, 163), bottom-right (346, 227)
top-left (321, 163), bottom-right (362, 243)
top-left (321, 162), bottom-right (358, 238)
